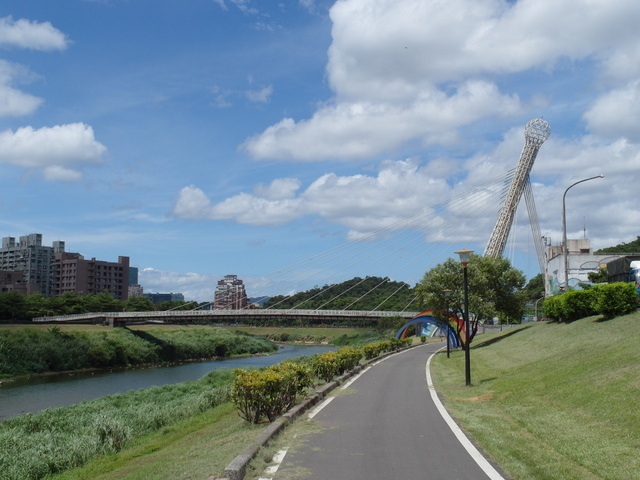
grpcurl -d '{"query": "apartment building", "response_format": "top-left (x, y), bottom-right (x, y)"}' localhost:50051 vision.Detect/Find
top-left (213, 275), bottom-right (249, 310)
top-left (54, 252), bottom-right (130, 300)
top-left (0, 234), bottom-right (64, 296)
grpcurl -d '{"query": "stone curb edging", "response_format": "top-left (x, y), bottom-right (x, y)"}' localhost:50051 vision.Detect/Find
top-left (211, 345), bottom-right (417, 480)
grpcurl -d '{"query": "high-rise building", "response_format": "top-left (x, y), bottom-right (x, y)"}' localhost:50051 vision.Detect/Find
top-left (213, 275), bottom-right (249, 310)
top-left (144, 292), bottom-right (185, 304)
top-left (54, 253), bottom-right (130, 300)
top-left (0, 234), bottom-right (64, 296)
top-left (128, 267), bottom-right (143, 297)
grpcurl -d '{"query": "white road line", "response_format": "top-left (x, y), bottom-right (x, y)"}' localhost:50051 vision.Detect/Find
top-left (258, 448), bottom-right (289, 480)
top-left (307, 396), bottom-right (335, 419)
top-left (341, 366), bottom-right (370, 389)
top-left (425, 350), bottom-right (506, 480)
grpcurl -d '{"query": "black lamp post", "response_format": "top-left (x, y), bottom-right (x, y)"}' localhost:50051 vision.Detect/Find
top-left (443, 289), bottom-right (452, 358)
top-left (455, 249), bottom-right (474, 386)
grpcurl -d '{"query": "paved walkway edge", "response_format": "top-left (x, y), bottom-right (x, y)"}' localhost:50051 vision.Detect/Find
top-left (211, 346), bottom-right (413, 480)
top-left (426, 348), bottom-right (507, 480)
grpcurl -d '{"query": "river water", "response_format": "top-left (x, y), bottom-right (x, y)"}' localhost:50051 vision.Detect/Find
top-left (0, 344), bottom-right (334, 420)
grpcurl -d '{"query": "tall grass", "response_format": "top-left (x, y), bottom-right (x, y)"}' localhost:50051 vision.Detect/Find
top-left (432, 313), bottom-right (640, 480)
top-left (0, 369), bottom-right (234, 480)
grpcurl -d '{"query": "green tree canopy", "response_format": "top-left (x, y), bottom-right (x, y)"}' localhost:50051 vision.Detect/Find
top-left (522, 273), bottom-right (544, 301)
top-left (417, 254), bottom-right (526, 327)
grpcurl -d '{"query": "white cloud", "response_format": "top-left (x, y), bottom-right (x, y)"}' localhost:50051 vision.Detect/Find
top-left (245, 84), bottom-right (273, 103)
top-left (43, 165), bottom-right (83, 182)
top-left (0, 123), bottom-right (107, 179)
top-left (139, 267), bottom-right (217, 302)
top-left (171, 159), bottom-right (452, 236)
top-left (0, 16), bottom-right (69, 51)
top-left (0, 59), bottom-right (43, 117)
top-left (242, 0), bottom-right (640, 162)
top-left (243, 81), bottom-right (521, 161)
top-left (253, 177), bottom-right (301, 200)
top-left (583, 80), bottom-right (640, 141)
top-left (171, 185), bottom-right (215, 220)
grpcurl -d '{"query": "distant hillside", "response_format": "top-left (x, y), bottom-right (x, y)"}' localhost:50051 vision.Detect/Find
top-left (596, 235), bottom-right (640, 254)
top-left (263, 276), bottom-right (418, 311)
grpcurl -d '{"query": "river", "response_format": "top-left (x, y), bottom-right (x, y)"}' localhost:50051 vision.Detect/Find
top-left (0, 344), bottom-right (334, 420)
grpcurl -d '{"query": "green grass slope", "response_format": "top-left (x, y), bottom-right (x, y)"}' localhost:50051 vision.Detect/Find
top-left (432, 313), bottom-right (640, 480)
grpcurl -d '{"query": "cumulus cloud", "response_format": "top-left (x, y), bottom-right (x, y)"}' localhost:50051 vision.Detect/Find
top-left (242, 0), bottom-right (640, 162)
top-left (0, 16), bottom-right (69, 51)
top-left (0, 123), bottom-right (107, 179)
top-left (171, 159), bottom-right (453, 236)
top-left (242, 81), bottom-right (521, 160)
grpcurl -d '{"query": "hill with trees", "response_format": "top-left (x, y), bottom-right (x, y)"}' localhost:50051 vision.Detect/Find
top-left (595, 236), bottom-right (640, 254)
top-left (263, 276), bottom-right (418, 312)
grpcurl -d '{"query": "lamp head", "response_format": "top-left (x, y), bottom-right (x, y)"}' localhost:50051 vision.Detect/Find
top-left (454, 249), bottom-right (474, 267)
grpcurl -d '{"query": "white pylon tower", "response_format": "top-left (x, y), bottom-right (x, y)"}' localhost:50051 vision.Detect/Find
top-left (484, 118), bottom-right (551, 264)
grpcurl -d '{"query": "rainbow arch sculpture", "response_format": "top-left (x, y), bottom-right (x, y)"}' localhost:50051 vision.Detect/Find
top-left (394, 309), bottom-right (463, 349)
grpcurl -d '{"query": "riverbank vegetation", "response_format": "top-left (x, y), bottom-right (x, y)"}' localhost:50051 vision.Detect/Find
top-left (0, 326), bottom-right (276, 378)
top-left (0, 368), bottom-right (235, 480)
top-left (432, 311), bottom-right (640, 480)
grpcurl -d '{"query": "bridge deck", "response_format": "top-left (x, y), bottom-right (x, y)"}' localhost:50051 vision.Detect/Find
top-left (32, 309), bottom-right (419, 325)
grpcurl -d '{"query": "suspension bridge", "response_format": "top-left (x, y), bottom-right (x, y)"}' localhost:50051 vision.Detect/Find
top-left (33, 119), bottom-right (551, 327)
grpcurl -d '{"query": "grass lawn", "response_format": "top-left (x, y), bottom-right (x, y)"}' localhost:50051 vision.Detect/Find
top-left (431, 313), bottom-right (640, 480)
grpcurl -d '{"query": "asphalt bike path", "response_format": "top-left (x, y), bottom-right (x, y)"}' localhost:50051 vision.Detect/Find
top-left (263, 342), bottom-right (509, 480)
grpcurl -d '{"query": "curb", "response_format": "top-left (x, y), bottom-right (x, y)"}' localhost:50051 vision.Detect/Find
top-left (213, 344), bottom-right (417, 480)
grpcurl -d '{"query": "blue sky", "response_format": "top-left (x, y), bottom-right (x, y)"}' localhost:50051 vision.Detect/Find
top-left (1, 0), bottom-right (640, 302)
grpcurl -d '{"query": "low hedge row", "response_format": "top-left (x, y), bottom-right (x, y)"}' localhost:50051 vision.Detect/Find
top-left (231, 339), bottom-right (412, 424)
top-left (544, 282), bottom-right (637, 322)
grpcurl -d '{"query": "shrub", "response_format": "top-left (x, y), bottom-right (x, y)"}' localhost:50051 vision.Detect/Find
top-left (231, 362), bottom-right (312, 424)
top-left (543, 295), bottom-right (563, 321)
top-left (560, 289), bottom-right (597, 322)
top-left (592, 282), bottom-right (638, 318)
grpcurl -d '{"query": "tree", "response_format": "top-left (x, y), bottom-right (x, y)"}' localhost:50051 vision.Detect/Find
top-left (417, 254), bottom-right (527, 330)
top-left (587, 267), bottom-right (608, 284)
top-left (521, 273), bottom-right (544, 301)
top-left (124, 295), bottom-right (154, 312)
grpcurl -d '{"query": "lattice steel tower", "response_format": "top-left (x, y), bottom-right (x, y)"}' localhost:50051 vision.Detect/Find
top-left (484, 118), bottom-right (551, 265)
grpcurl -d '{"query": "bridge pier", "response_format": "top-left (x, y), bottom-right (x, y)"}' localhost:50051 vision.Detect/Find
top-left (107, 317), bottom-right (127, 328)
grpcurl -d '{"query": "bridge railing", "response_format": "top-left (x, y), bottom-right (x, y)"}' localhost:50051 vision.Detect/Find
top-left (33, 309), bottom-right (419, 323)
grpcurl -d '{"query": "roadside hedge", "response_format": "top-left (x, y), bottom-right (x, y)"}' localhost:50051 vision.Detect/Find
top-left (231, 339), bottom-right (411, 424)
top-left (231, 362), bottom-right (312, 423)
top-left (543, 282), bottom-right (637, 322)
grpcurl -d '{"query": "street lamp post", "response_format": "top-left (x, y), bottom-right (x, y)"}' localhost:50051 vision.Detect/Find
top-left (562, 175), bottom-right (604, 290)
top-left (455, 249), bottom-right (474, 386)
top-left (443, 289), bottom-right (452, 358)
